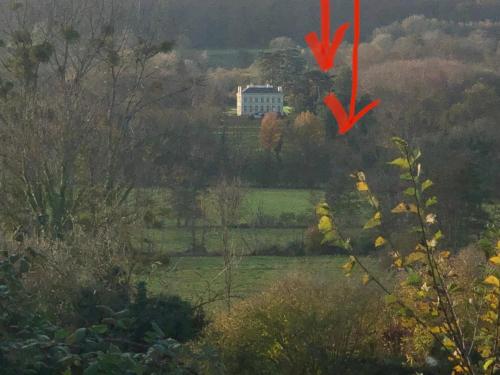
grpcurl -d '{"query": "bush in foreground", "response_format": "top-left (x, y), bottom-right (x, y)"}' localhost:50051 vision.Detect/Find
top-left (196, 274), bottom-right (415, 375)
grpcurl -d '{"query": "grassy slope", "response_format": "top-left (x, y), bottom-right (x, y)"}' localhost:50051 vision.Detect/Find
top-left (141, 256), bottom-right (389, 311)
top-left (142, 255), bottom-right (378, 311)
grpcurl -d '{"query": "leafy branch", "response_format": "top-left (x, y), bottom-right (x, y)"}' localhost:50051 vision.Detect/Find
top-left (317, 137), bottom-right (500, 374)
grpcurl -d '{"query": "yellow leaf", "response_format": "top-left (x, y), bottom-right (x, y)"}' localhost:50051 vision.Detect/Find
top-left (478, 345), bottom-right (492, 359)
top-left (391, 203), bottom-right (406, 213)
top-left (318, 216), bottom-right (333, 233)
top-left (485, 293), bottom-right (499, 308)
top-left (452, 364), bottom-right (465, 373)
top-left (421, 179), bottom-right (433, 192)
top-left (430, 326), bottom-right (442, 334)
top-left (391, 203), bottom-right (418, 214)
top-left (443, 337), bottom-right (455, 349)
top-left (362, 273), bottom-right (371, 285)
top-left (440, 251), bottom-right (451, 259)
top-left (406, 251), bottom-right (426, 265)
top-left (374, 236), bottom-right (386, 247)
top-left (394, 258), bottom-right (403, 268)
top-left (342, 256), bottom-right (356, 273)
top-left (481, 310), bottom-right (498, 324)
top-left (489, 256), bottom-right (500, 266)
top-left (388, 157), bottom-right (410, 170)
top-left (315, 203), bottom-right (330, 216)
top-left (484, 275), bottom-right (500, 288)
top-left (363, 212), bottom-right (381, 229)
top-left (483, 358), bottom-right (495, 371)
top-left (356, 181), bottom-right (368, 192)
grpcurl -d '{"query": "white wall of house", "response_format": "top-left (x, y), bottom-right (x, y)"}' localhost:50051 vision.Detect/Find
top-left (236, 85), bottom-right (284, 116)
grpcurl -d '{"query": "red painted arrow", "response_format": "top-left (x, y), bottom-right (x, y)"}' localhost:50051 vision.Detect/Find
top-left (305, 0), bottom-right (350, 72)
top-left (323, 0), bottom-right (380, 135)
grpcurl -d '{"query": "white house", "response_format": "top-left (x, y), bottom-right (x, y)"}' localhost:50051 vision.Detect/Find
top-left (236, 84), bottom-right (284, 117)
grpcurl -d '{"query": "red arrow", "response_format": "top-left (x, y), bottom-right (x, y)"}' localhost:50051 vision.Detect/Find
top-left (305, 0), bottom-right (350, 72)
top-left (324, 0), bottom-right (380, 135)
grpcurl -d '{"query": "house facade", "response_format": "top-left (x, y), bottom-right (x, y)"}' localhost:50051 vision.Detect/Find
top-left (236, 84), bottom-right (284, 117)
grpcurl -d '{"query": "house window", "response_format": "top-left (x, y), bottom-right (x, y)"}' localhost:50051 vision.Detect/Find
top-left (261, 97), bottom-right (264, 103)
top-left (244, 106), bottom-right (247, 112)
top-left (260, 106), bottom-right (264, 112)
top-left (272, 97), bottom-right (275, 103)
top-left (277, 98), bottom-right (281, 103)
top-left (266, 97), bottom-right (270, 103)
top-left (244, 97), bottom-right (248, 103)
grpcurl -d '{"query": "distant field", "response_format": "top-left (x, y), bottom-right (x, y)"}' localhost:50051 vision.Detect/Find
top-left (135, 187), bottom-right (323, 254)
top-left (136, 187), bottom-right (321, 224)
top-left (141, 255), bottom-right (381, 311)
top-left (148, 227), bottom-right (306, 255)
top-left (241, 188), bottom-right (322, 222)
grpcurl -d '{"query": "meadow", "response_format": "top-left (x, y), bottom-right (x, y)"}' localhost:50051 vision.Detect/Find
top-left (140, 187), bottom-right (324, 254)
top-left (140, 255), bottom-right (381, 311)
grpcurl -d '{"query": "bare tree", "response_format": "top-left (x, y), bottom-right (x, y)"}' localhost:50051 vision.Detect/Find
top-left (210, 177), bottom-right (245, 311)
top-left (0, 0), bottom-right (172, 239)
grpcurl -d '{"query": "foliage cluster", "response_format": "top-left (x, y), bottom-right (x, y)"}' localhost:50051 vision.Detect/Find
top-left (197, 274), bottom-right (415, 375)
top-left (0, 244), bottom-right (206, 374)
top-left (318, 138), bottom-right (500, 374)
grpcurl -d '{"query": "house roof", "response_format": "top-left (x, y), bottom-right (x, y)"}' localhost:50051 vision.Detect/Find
top-left (242, 85), bottom-right (282, 94)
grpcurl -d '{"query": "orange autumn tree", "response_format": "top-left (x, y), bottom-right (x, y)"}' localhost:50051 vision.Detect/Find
top-left (260, 112), bottom-right (285, 160)
top-left (317, 137), bottom-right (500, 375)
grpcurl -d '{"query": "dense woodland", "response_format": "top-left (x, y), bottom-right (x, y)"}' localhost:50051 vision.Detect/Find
top-left (136, 0), bottom-right (500, 48)
top-left (0, 0), bottom-right (500, 374)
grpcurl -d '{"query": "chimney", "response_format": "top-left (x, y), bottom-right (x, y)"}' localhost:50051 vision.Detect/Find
top-left (238, 86), bottom-right (242, 93)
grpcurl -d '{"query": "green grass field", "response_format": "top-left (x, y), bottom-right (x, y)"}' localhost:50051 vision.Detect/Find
top-left (148, 227), bottom-right (306, 254)
top-left (241, 188), bottom-right (321, 220)
top-left (137, 188), bottom-right (323, 254)
top-left (140, 255), bottom-right (380, 311)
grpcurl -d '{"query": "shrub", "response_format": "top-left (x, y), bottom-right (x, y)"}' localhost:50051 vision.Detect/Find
top-left (198, 274), bottom-right (408, 375)
top-left (130, 282), bottom-right (206, 343)
top-left (0, 250), bottom-right (204, 374)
